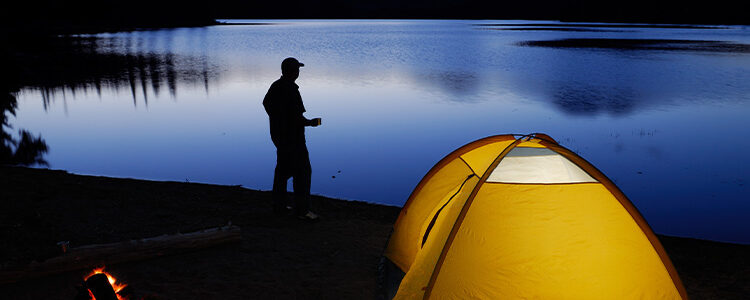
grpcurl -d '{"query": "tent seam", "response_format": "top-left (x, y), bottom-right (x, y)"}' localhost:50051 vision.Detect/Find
top-left (458, 156), bottom-right (478, 176)
top-left (422, 135), bottom-right (528, 299)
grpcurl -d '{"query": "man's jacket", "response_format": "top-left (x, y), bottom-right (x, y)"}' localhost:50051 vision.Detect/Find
top-left (263, 77), bottom-right (307, 148)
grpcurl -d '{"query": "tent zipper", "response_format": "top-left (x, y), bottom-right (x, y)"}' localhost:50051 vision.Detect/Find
top-left (421, 174), bottom-right (475, 248)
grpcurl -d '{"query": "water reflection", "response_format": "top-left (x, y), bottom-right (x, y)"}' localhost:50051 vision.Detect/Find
top-left (4, 33), bottom-right (221, 165)
top-left (519, 38), bottom-right (750, 53)
top-left (416, 71), bottom-right (481, 100)
top-left (479, 27), bottom-right (629, 33)
top-left (1, 76), bottom-right (48, 166)
top-left (18, 36), bottom-right (218, 108)
top-left (552, 85), bottom-right (637, 116)
top-left (476, 23), bottom-right (730, 29)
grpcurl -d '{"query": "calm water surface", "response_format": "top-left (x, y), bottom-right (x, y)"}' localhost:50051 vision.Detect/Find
top-left (12, 20), bottom-right (750, 243)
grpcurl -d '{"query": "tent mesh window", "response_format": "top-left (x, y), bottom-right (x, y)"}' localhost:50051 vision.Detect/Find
top-left (487, 147), bottom-right (598, 184)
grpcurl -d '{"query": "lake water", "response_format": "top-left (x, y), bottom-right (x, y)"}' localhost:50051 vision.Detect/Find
top-left (11, 20), bottom-right (750, 243)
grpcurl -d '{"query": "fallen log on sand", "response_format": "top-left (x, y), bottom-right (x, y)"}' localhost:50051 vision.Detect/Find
top-left (0, 224), bottom-right (241, 284)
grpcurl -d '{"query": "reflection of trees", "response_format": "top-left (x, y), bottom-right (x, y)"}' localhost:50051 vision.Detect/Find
top-left (405, 70), bottom-right (483, 103)
top-left (17, 36), bottom-right (217, 108)
top-left (425, 71), bottom-right (480, 100)
top-left (552, 85), bottom-right (636, 116)
top-left (2, 33), bottom-right (218, 165)
top-left (1, 82), bottom-right (48, 166)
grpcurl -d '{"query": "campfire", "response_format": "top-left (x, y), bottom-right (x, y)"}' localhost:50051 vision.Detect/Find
top-left (0, 224), bottom-right (240, 299)
top-left (76, 266), bottom-right (131, 300)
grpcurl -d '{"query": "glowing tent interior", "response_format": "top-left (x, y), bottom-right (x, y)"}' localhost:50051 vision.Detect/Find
top-left (380, 134), bottom-right (687, 299)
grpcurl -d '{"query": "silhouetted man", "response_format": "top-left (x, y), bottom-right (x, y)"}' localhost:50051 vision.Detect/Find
top-left (263, 57), bottom-right (321, 221)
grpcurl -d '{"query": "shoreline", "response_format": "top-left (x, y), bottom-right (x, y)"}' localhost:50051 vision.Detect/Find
top-left (1, 165), bottom-right (748, 298)
top-left (10, 166), bottom-right (750, 245)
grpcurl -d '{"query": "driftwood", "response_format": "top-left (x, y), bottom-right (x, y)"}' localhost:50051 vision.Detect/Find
top-left (0, 224), bottom-right (242, 284)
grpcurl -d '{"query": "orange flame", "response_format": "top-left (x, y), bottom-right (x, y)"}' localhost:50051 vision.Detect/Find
top-left (84, 266), bottom-right (128, 300)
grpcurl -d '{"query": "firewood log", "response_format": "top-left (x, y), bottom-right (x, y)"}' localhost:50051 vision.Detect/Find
top-left (0, 224), bottom-right (241, 284)
top-left (86, 273), bottom-right (118, 300)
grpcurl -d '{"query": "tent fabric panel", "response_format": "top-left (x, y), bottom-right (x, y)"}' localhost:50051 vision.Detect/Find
top-left (384, 158), bottom-right (475, 271)
top-left (385, 135), bottom-right (515, 272)
top-left (429, 183), bottom-right (681, 299)
top-left (541, 141), bottom-right (687, 298)
top-left (393, 176), bottom-right (479, 300)
top-left (487, 147), bottom-right (597, 184)
top-left (395, 135), bottom-right (515, 219)
top-left (421, 135), bottom-right (529, 299)
top-left (458, 140), bottom-right (515, 176)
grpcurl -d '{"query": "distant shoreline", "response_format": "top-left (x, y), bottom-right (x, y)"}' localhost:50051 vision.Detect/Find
top-left (3, 17), bottom-right (746, 36)
top-left (216, 18), bottom-right (747, 26)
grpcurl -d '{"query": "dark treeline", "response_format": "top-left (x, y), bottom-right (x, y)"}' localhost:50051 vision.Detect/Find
top-left (225, 0), bottom-right (749, 25)
top-left (2, 0), bottom-right (749, 34)
top-left (1, 0), bottom-right (217, 35)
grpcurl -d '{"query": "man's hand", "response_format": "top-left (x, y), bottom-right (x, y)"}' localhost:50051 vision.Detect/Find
top-left (310, 118), bottom-right (322, 127)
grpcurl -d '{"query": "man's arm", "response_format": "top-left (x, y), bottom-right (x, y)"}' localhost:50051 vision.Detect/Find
top-left (300, 115), bottom-right (321, 127)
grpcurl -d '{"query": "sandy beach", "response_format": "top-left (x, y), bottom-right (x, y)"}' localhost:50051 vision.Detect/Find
top-left (1, 166), bottom-right (748, 299)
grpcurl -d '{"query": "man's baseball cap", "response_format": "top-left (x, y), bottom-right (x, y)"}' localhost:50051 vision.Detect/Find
top-left (282, 57), bottom-right (304, 70)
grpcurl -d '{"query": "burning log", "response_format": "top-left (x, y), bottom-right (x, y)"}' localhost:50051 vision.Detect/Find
top-left (85, 273), bottom-right (118, 300)
top-left (0, 224), bottom-right (241, 284)
top-left (73, 266), bottom-right (132, 300)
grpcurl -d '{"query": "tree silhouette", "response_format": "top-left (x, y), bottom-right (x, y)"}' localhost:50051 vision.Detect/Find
top-left (1, 87), bottom-right (49, 166)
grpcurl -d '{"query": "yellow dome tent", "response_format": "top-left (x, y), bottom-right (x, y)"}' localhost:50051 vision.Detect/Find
top-left (380, 134), bottom-right (687, 299)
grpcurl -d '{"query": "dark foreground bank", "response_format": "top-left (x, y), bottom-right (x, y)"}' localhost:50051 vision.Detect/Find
top-left (0, 166), bottom-right (747, 299)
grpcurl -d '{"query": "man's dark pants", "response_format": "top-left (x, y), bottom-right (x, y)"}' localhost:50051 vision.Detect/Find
top-left (272, 144), bottom-right (312, 215)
